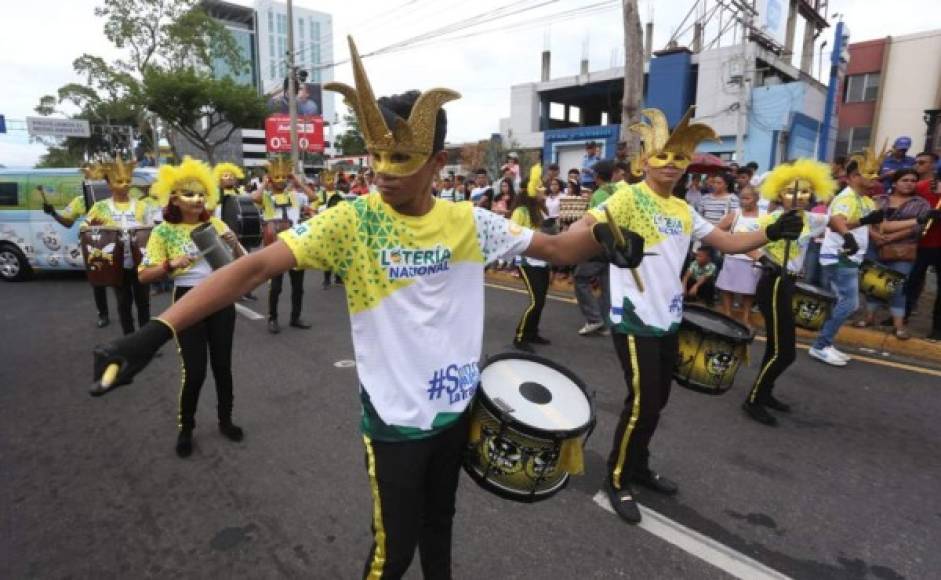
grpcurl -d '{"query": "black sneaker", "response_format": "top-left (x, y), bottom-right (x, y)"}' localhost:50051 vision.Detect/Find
top-left (176, 429), bottom-right (193, 458)
top-left (267, 318), bottom-right (280, 334)
top-left (531, 335), bottom-right (552, 345)
top-left (97, 315), bottom-right (110, 328)
top-left (765, 395), bottom-right (791, 413)
top-left (512, 340), bottom-right (534, 353)
top-left (290, 318), bottom-right (312, 329)
top-left (742, 402), bottom-right (778, 426)
top-left (219, 421), bottom-right (244, 442)
top-left (632, 470), bottom-right (678, 496)
top-left (605, 481), bottom-right (641, 524)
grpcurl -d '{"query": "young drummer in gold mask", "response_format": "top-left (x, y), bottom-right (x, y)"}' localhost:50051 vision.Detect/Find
top-left (138, 158), bottom-right (245, 457)
top-left (93, 36), bottom-right (646, 577)
top-left (742, 160), bottom-right (838, 426)
top-left (573, 108), bottom-right (804, 525)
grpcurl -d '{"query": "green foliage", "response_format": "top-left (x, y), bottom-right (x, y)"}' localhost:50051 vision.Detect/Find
top-left (335, 111), bottom-right (367, 155)
top-left (142, 67), bottom-right (267, 163)
top-left (35, 147), bottom-right (87, 168)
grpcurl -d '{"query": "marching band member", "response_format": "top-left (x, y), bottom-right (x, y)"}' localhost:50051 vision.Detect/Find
top-left (44, 163), bottom-right (111, 327)
top-left (573, 107), bottom-right (803, 524)
top-left (743, 160), bottom-right (837, 426)
top-left (510, 179), bottom-right (551, 351)
top-left (93, 36), bottom-right (644, 577)
top-left (213, 162), bottom-right (258, 301)
top-left (85, 157), bottom-right (154, 335)
top-left (809, 148), bottom-right (888, 366)
top-left (251, 158), bottom-right (313, 333)
top-left (138, 157), bottom-right (245, 457)
top-left (315, 170), bottom-right (345, 289)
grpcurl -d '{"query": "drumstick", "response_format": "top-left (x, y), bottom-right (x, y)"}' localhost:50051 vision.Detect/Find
top-left (603, 205), bottom-right (645, 293)
top-left (923, 197), bottom-right (941, 236)
top-left (89, 363), bottom-right (120, 396)
top-left (781, 182), bottom-right (799, 272)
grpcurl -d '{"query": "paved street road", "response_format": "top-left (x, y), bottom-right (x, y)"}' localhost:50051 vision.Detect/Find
top-left (2, 272), bottom-right (939, 579)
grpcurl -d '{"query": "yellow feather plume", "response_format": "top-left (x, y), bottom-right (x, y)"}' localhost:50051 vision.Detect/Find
top-left (151, 157), bottom-right (219, 210)
top-left (759, 158), bottom-right (837, 203)
top-left (212, 162), bottom-right (245, 183)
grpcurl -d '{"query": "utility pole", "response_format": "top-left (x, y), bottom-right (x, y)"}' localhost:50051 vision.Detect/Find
top-left (734, 5), bottom-right (754, 163)
top-left (621, 0), bottom-right (643, 158)
top-left (286, 0), bottom-right (300, 174)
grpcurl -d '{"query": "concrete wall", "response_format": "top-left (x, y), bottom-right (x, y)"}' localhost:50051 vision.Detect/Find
top-left (744, 81), bottom-right (825, 169)
top-left (876, 30), bottom-right (941, 152)
top-left (502, 83), bottom-right (543, 148)
top-left (693, 45), bottom-right (742, 137)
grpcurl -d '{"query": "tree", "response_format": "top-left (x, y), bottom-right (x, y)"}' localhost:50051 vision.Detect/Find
top-left (621, 0), bottom-right (643, 158)
top-left (460, 141), bottom-right (487, 174)
top-left (334, 111), bottom-right (367, 156)
top-left (142, 67), bottom-right (267, 164)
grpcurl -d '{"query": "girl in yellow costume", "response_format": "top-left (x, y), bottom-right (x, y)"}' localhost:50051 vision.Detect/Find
top-left (742, 159), bottom-right (837, 426)
top-left (138, 157), bottom-right (245, 457)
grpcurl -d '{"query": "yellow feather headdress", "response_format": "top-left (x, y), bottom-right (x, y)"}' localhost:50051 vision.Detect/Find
top-left (631, 107), bottom-right (718, 163)
top-left (212, 162), bottom-right (245, 183)
top-left (759, 158), bottom-right (837, 203)
top-left (102, 156), bottom-right (136, 185)
top-left (81, 162), bottom-right (106, 180)
top-left (151, 157), bottom-right (219, 209)
top-left (265, 157), bottom-right (293, 180)
top-left (849, 139), bottom-right (889, 179)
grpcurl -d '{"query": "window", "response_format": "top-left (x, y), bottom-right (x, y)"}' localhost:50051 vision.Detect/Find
top-left (0, 182), bottom-right (18, 206)
top-left (313, 21), bottom-right (320, 39)
top-left (299, 18), bottom-right (305, 39)
top-left (268, 10), bottom-right (273, 34)
top-left (844, 73), bottom-right (880, 103)
top-left (550, 103), bottom-right (566, 121)
top-left (834, 126), bottom-right (872, 158)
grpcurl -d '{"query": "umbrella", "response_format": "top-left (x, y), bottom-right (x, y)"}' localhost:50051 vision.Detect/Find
top-left (686, 153), bottom-right (729, 175)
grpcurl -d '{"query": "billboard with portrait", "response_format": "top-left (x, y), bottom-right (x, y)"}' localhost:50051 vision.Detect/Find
top-left (267, 82), bottom-right (323, 117)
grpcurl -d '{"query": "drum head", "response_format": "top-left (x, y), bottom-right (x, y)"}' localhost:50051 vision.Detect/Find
top-left (479, 353), bottom-right (591, 437)
top-left (682, 304), bottom-right (752, 343)
top-left (794, 281), bottom-right (835, 299)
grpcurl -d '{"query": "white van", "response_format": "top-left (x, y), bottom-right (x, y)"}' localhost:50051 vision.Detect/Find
top-left (0, 167), bottom-right (156, 281)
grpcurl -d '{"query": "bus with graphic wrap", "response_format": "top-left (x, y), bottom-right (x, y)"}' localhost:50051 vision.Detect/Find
top-left (0, 168), bottom-right (156, 281)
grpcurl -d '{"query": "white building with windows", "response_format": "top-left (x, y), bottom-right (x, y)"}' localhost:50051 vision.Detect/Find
top-left (254, 0), bottom-right (335, 124)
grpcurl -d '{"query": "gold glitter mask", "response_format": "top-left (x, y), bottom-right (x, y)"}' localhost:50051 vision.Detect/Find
top-left (632, 107), bottom-right (717, 170)
top-left (850, 140), bottom-right (889, 181)
top-left (176, 185), bottom-right (207, 209)
top-left (781, 180), bottom-right (814, 209)
top-left (103, 157), bottom-right (136, 193)
top-left (266, 158), bottom-right (293, 191)
top-left (324, 36), bottom-right (461, 177)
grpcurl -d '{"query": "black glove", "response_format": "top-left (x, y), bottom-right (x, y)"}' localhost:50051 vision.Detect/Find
top-left (916, 209), bottom-right (941, 225)
top-left (859, 209), bottom-right (885, 226)
top-left (592, 223), bottom-right (645, 269)
top-left (841, 232), bottom-right (859, 256)
top-left (91, 319), bottom-right (174, 396)
top-left (756, 255), bottom-right (783, 277)
top-left (765, 209), bottom-right (803, 241)
top-left (42, 203), bottom-right (56, 215)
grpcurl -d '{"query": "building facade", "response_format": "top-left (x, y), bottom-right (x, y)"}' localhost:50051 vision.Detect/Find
top-left (836, 29), bottom-right (941, 157)
top-left (203, 0), bottom-right (260, 90)
top-left (254, 0), bottom-right (335, 124)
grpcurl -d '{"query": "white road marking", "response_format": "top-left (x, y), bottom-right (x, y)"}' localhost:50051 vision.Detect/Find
top-left (234, 303), bottom-right (265, 321)
top-left (333, 359), bottom-right (356, 368)
top-left (592, 491), bottom-right (791, 580)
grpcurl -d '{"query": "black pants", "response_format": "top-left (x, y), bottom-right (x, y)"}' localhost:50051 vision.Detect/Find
top-left (747, 272), bottom-right (796, 405)
top-left (607, 332), bottom-right (679, 489)
top-left (268, 269), bottom-right (305, 321)
top-left (905, 246), bottom-right (941, 335)
top-left (362, 413), bottom-right (469, 580)
top-left (113, 268), bottom-right (150, 335)
top-left (515, 265), bottom-right (549, 343)
top-left (174, 286), bottom-right (236, 431)
top-left (686, 276), bottom-right (716, 307)
top-left (93, 285), bottom-right (109, 318)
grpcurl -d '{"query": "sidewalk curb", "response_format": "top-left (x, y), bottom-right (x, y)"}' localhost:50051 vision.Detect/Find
top-left (485, 271), bottom-right (941, 365)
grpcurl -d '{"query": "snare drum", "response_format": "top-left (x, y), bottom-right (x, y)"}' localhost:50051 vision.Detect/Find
top-left (129, 226), bottom-right (153, 267)
top-left (262, 218), bottom-right (293, 246)
top-left (221, 195), bottom-right (262, 248)
top-left (465, 353), bottom-right (595, 503)
top-left (792, 281), bottom-right (835, 330)
top-left (674, 305), bottom-right (753, 395)
top-left (859, 259), bottom-right (906, 302)
top-left (79, 227), bottom-right (124, 287)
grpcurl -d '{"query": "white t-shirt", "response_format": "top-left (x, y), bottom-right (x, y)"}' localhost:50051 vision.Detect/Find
top-left (726, 209), bottom-right (766, 261)
top-left (819, 187), bottom-right (877, 267)
top-left (545, 194), bottom-right (561, 219)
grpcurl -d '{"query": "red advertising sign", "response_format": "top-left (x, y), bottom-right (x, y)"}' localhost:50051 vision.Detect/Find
top-left (264, 114), bottom-right (324, 153)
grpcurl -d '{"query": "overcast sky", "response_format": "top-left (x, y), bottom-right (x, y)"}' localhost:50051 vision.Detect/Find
top-left (2, 0), bottom-right (939, 167)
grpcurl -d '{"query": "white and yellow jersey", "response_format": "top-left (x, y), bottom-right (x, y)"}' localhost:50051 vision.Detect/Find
top-left (589, 182), bottom-right (714, 336)
top-left (281, 193), bottom-right (533, 441)
top-left (820, 187), bottom-right (877, 267)
top-left (759, 211), bottom-right (829, 274)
